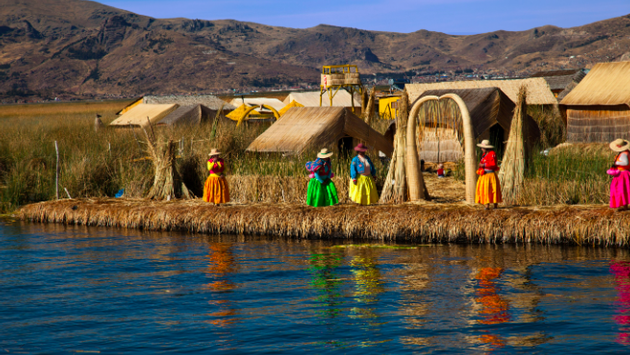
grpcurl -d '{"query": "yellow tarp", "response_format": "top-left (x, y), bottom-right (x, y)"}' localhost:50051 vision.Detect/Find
top-left (379, 96), bottom-right (400, 120)
top-left (226, 103), bottom-right (275, 122)
top-left (278, 100), bottom-right (304, 116)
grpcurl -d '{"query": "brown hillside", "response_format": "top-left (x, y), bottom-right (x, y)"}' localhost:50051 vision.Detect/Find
top-left (1, 0), bottom-right (630, 100)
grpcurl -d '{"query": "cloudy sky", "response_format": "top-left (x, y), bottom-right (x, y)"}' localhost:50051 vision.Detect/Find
top-left (98, 0), bottom-right (630, 34)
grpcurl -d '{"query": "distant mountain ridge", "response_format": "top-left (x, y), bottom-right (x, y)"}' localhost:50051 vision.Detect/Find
top-left (1, 0), bottom-right (630, 100)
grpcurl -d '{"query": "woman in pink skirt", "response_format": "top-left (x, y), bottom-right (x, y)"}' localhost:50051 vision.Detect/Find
top-left (608, 138), bottom-right (630, 210)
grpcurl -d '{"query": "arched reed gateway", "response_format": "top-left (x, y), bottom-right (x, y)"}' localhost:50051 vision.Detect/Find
top-left (405, 94), bottom-right (478, 203)
top-left (561, 61), bottom-right (630, 143)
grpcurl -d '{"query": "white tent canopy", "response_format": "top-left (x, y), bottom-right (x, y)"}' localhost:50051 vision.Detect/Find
top-left (284, 89), bottom-right (361, 108)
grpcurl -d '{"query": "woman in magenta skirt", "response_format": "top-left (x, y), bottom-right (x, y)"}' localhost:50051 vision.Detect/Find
top-left (608, 139), bottom-right (630, 210)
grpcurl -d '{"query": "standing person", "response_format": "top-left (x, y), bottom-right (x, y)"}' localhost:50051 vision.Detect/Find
top-left (475, 140), bottom-right (502, 209)
top-left (305, 148), bottom-right (339, 207)
top-left (203, 149), bottom-right (230, 204)
top-left (608, 139), bottom-right (630, 211)
top-left (349, 143), bottom-right (379, 205)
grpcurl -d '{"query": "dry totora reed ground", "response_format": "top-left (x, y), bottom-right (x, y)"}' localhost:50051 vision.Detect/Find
top-left (18, 197), bottom-right (630, 247)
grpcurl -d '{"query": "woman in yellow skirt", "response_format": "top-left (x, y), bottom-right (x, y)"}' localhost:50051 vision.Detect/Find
top-left (475, 140), bottom-right (502, 209)
top-left (349, 143), bottom-right (379, 205)
top-left (203, 149), bottom-right (230, 204)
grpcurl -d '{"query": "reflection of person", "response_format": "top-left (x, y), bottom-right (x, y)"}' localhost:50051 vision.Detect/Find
top-left (305, 149), bottom-right (339, 207)
top-left (475, 140), bottom-right (502, 209)
top-left (610, 261), bottom-right (630, 345)
top-left (475, 267), bottom-right (510, 349)
top-left (203, 149), bottom-right (230, 204)
top-left (308, 251), bottom-right (343, 319)
top-left (608, 139), bottom-right (630, 211)
top-left (349, 143), bottom-right (379, 205)
top-left (205, 243), bottom-right (236, 327)
top-left (350, 253), bottom-right (384, 321)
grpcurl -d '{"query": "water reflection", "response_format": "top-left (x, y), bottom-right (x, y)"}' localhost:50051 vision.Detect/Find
top-left (473, 267), bottom-right (510, 350)
top-left (308, 250), bottom-right (344, 319)
top-left (205, 243), bottom-right (237, 328)
top-left (611, 261), bottom-right (630, 346)
top-left (349, 250), bottom-right (385, 323)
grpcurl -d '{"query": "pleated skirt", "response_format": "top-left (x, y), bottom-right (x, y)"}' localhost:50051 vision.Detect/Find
top-left (611, 170), bottom-right (630, 208)
top-left (475, 172), bottom-right (502, 205)
top-left (349, 175), bottom-right (379, 205)
top-left (203, 175), bottom-right (230, 204)
top-left (306, 178), bottom-right (339, 207)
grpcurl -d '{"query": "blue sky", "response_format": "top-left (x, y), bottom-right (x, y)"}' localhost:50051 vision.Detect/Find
top-left (98, 0), bottom-right (630, 34)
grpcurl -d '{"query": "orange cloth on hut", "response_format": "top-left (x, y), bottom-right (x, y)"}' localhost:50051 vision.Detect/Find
top-left (203, 159), bottom-right (230, 203)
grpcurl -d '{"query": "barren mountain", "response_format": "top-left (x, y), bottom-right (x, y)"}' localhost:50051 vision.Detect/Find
top-left (1, 0), bottom-right (630, 100)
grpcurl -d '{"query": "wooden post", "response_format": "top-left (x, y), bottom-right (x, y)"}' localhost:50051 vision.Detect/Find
top-left (54, 141), bottom-right (59, 200)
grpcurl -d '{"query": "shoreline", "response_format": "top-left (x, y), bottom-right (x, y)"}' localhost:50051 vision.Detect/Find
top-left (16, 198), bottom-right (630, 247)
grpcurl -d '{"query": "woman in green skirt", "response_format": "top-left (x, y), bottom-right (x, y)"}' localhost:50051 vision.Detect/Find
top-left (305, 148), bottom-right (339, 207)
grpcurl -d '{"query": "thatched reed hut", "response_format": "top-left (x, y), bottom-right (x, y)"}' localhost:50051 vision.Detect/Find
top-left (109, 104), bottom-right (179, 127)
top-left (246, 107), bottom-right (393, 157)
top-left (560, 62), bottom-right (630, 143)
top-left (386, 88), bottom-right (541, 163)
top-left (406, 78), bottom-right (557, 107)
top-left (530, 69), bottom-right (587, 98)
top-left (283, 90), bottom-right (361, 109)
top-left (156, 104), bottom-right (216, 127)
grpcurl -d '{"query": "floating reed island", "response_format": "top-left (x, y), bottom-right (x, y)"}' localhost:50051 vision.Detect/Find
top-left (17, 198), bottom-right (630, 247)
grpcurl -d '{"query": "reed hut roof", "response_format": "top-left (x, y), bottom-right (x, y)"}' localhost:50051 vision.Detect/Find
top-left (283, 90), bottom-right (361, 107)
top-left (157, 104), bottom-right (215, 126)
top-left (560, 62), bottom-right (630, 107)
top-left (246, 107), bottom-right (393, 157)
top-left (529, 69), bottom-right (587, 91)
top-left (109, 103), bottom-right (179, 127)
top-left (144, 95), bottom-right (234, 111)
top-left (228, 98), bottom-right (285, 112)
top-left (406, 78), bottom-right (557, 106)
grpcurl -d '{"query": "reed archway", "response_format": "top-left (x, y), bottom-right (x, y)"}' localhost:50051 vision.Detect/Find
top-left (406, 94), bottom-right (477, 203)
top-left (236, 104), bottom-right (281, 126)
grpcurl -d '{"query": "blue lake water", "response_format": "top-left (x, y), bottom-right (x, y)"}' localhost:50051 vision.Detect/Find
top-left (1, 220), bottom-right (630, 354)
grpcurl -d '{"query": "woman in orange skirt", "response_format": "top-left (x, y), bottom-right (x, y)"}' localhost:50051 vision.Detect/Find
top-left (203, 149), bottom-right (230, 204)
top-left (475, 140), bottom-right (502, 209)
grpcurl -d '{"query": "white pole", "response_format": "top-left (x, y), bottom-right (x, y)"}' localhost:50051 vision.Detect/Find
top-left (54, 141), bottom-right (59, 200)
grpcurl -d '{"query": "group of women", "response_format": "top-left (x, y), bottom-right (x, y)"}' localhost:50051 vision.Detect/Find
top-left (202, 138), bottom-right (630, 211)
top-left (304, 143), bottom-right (379, 207)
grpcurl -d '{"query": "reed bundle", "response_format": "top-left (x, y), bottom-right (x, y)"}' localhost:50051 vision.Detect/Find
top-left (19, 198), bottom-right (630, 247)
top-left (380, 92), bottom-right (409, 203)
top-left (143, 127), bottom-right (191, 200)
top-left (499, 86), bottom-right (528, 205)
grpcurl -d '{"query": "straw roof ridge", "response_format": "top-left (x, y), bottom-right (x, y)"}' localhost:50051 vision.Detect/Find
top-left (144, 94), bottom-right (235, 110)
top-left (406, 78), bottom-right (557, 106)
top-left (560, 61), bottom-right (630, 107)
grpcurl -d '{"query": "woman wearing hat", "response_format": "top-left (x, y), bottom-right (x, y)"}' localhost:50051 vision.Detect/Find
top-left (349, 143), bottom-right (379, 205)
top-left (203, 148), bottom-right (230, 204)
top-left (475, 139), bottom-right (502, 209)
top-left (305, 148), bottom-right (339, 207)
top-left (608, 139), bottom-right (630, 210)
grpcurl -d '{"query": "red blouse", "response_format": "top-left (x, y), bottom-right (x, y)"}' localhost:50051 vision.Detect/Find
top-left (480, 151), bottom-right (498, 171)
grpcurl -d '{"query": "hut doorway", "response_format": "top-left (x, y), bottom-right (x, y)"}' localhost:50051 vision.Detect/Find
top-left (488, 124), bottom-right (505, 161)
top-left (337, 136), bottom-right (354, 157)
